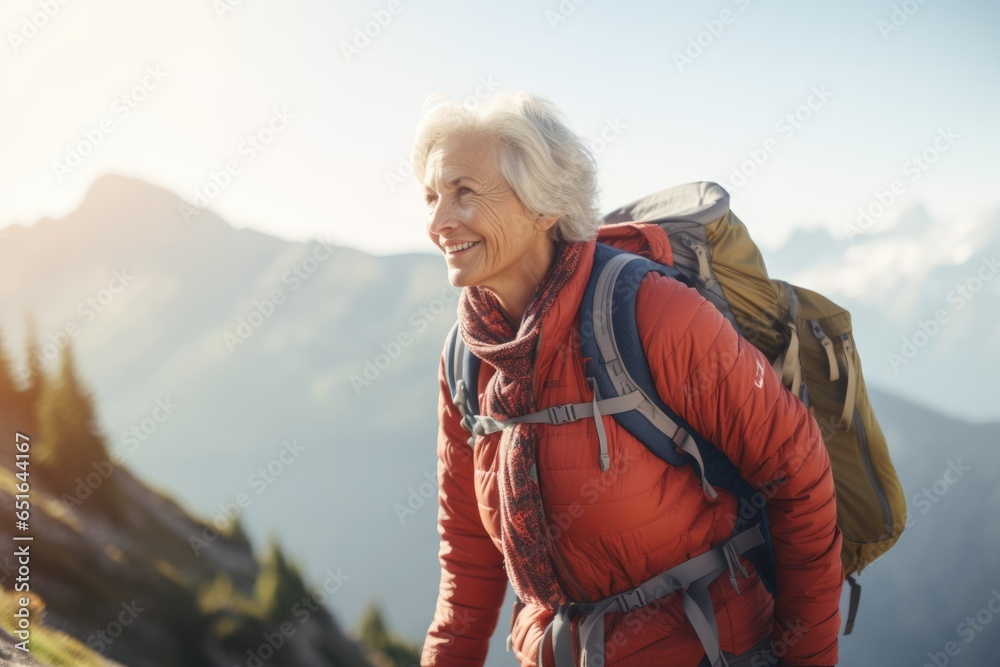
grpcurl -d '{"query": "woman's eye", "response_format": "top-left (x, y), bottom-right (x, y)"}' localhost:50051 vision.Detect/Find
top-left (425, 195), bottom-right (438, 208)
top-left (457, 186), bottom-right (472, 197)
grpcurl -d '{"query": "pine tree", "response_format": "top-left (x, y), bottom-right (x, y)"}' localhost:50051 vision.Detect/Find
top-left (20, 314), bottom-right (43, 409)
top-left (0, 326), bottom-right (31, 459)
top-left (35, 343), bottom-right (114, 502)
top-left (359, 602), bottom-right (422, 666)
top-left (359, 604), bottom-right (389, 651)
top-left (0, 327), bottom-right (20, 411)
top-left (254, 539), bottom-right (309, 624)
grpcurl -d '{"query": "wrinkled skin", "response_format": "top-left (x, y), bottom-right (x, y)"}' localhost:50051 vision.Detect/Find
top-left (423, 133), bottom-right (557, 326)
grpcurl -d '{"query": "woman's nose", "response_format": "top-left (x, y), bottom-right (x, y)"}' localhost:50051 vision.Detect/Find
top-left (427, 200), bottom-right (457, 236)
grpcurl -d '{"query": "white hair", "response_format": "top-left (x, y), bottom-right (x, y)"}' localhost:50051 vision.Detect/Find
top-left (412, 90), bottom-right (601, 242)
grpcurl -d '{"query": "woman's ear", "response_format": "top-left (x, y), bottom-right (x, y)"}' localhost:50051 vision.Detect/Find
top-left (534, 213), bottom-right (559, 234)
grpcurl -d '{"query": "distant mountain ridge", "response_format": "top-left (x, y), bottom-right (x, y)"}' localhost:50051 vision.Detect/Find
top-left (4, 174), bottom-right (995, 421)
top-left (1, 173), bottom-right (997, 665)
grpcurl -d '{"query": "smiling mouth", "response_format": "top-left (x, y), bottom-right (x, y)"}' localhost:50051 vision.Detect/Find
top-left (445, 241), bottom-right (481, 255)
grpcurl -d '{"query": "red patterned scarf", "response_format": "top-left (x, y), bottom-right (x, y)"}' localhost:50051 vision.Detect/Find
top-left (458, 240), bottom-right (585, 608)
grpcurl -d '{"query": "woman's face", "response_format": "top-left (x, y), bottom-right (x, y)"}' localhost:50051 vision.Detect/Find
top-left (423, 134), bottom-right (554, 293)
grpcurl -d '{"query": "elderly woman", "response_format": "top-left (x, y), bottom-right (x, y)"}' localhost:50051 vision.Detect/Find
top-left (415, 91), bottom-right (842, 667)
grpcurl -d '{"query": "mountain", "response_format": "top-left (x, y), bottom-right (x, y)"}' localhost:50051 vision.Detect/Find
top-left (0, 173), bottom-right (997, 665)
top-left (0, 174), bottom-right (458, 646)
top-left (0, 344), bottom-right (417, 666)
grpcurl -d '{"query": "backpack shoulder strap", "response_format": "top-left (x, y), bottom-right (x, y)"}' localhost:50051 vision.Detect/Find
top-left (579, 243), bottom-right (694, 471)
top-left (580, 242), bottom-right (778, 594)
top-left (444, 321), bottom-right (481, 444)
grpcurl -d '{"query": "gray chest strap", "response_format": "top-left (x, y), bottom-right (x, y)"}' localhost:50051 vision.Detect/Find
top-left (539, 524), bottom-right (765, 667)
top-left (470, 381), bottom-right (642, 472)
top-left (472, 385), bottom-right (718, 500)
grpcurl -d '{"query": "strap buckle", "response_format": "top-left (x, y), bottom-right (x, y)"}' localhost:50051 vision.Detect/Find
top-left (614, 588), bottom-right (646, 613)
top-left (472, 415), bottom-right (505, 436)
top-left (547, 403), bottom-right (577, 425)
top-left (462, 415), bottom-right (479, 434)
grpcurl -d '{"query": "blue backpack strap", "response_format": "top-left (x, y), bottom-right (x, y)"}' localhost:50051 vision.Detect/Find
top-left (444, 321), bottom-right (481, 443)
top-left (579, 243), bottom-right (777, 594)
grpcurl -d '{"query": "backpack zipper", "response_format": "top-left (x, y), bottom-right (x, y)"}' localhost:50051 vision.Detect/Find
top-left (837, 333), bottom-right (888, 533)
top-left (678, 233), bottom-right (712, 284)
top-left (852, 406), bottom-right (893, 538)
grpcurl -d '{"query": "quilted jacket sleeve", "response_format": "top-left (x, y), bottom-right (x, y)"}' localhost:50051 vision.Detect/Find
top-left (421, 353), bottom-right (509, 666)
top-left (509, 600), bottom-right (555, 666)
top-left (635, 273), bottom-right (843, 667)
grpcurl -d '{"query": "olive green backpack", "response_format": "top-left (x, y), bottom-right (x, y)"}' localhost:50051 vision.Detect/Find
top-left (603, 181), bottom-right (906, 585)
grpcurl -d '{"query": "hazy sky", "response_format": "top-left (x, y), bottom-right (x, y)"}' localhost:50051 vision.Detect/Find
top-left (1, 0), bottom-right (997, 256)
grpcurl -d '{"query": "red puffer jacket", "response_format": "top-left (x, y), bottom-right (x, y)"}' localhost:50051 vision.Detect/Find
top-left (422, 238), bottom-right (843, 667)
